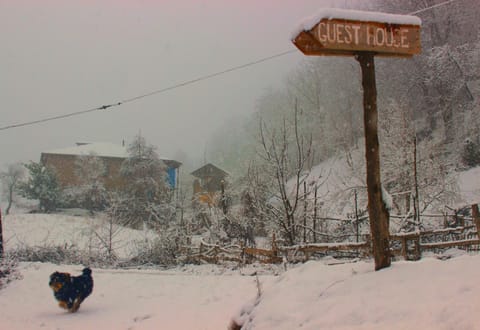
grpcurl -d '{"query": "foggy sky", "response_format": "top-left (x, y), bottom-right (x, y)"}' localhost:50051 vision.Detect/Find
top-left (1, 0), bottom-right (356, 169)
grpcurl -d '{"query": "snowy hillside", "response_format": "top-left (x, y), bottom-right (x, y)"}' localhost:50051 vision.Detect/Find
top-left (289, 148), bottom-right (480, 231)
top-left (297, 150), bottom-right (367, 217)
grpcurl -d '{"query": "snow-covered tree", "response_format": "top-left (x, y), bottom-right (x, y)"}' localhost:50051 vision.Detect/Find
top-left (379, 99), bottom-right (416, 215)
top-left (462, 137), bottom-right (480, 168)
top-left (18, 161), bottom-right (60, 212)
top-left (72, 153), bottom-right (107, 213)
top-left (117, 134), bottom-right (173, 229)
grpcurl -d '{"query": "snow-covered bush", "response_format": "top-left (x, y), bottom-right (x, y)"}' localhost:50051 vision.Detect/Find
top-left (461, 137), bottom-right (480, 168)
top-left (127, 228), bottom-right (188, 267)
top-left (9, 245), bottom-right (111, 267)
top-left (0, 255), bottom-right (22, 289)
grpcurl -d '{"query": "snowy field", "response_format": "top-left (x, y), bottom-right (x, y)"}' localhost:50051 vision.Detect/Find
top-left (1, 212), bottom-right (479, 329)
top-left (3, 212), bottom-right (158, 259)
top-left (0, 262), bottom-right (264, 330)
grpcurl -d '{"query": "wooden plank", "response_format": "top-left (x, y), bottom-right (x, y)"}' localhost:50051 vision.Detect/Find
top-left (421, 239), bottom-right (480, 249)
top-left (244, 247), bottom-right (276, 257)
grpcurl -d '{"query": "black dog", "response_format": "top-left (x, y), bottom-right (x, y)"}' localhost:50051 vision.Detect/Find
top-left (49, 268), bottom-right (93, 312)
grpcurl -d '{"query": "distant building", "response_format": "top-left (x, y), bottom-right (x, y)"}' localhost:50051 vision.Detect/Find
top-left (41, 142), bottom-right (181, 191)
top-left (191, 163), bottom-right (228, 206)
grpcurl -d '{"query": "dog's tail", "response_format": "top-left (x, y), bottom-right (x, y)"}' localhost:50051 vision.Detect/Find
top-left (82, 268), bottom-right (92, 276)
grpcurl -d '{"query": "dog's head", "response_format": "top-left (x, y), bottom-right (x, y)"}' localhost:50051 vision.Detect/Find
top-left (82, 268), bottom-right (92, 277)
top-left (49, 271), bottom-right (71, 292)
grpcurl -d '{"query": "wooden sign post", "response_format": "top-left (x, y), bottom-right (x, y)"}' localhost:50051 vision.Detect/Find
top-left (292, 9), bottom-right (421, 271)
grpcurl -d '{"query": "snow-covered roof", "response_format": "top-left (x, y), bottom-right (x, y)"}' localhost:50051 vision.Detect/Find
top-left (191, 163), bottom-right (229, 178)
top-left (292, 8), bottom-right (422, 40)
top-left (43, 142), bottom-right (129, 158)
top-left (42, 142), bottom-right (181, 167)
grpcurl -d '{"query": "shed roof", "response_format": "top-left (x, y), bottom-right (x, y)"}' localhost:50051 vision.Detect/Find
top-left (191, 163), bottom-right (228, 178)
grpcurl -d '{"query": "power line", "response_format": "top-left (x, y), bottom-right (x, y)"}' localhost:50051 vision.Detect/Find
top-left (120, 50), bottom-right (296, 105)
top-left (0, 50), bottom-right (296, 131)
top-left (0, 103), bottom-right (122, 131)
top-left (409, 0), bottom-right (460, 15)
top-left (0, 0), bottom-right (463, 131)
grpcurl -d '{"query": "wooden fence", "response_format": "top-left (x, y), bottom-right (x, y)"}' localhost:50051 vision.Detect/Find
top-left (184, 236), bottom-right (372, 264)
top-left (184, 226), bottom-right (479, 264)
top-left (184, 204), bottom-right (480, 264)
top-left (390, 225), bottom-right (480, 260)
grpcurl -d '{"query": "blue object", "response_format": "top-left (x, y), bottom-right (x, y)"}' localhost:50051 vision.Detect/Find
top-left (167, 167), bottom-right (176, 188)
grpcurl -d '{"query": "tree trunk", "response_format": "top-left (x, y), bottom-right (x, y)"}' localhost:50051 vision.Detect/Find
top-left (6, 186), bottom-right (13, 215)
top-left (413, 136), bottom-right (420, 228)
top-left (0, 209), bottom-right (3, 258)
top-left (303, 181), bottom-right (307, 243)
top-left (357, 53), bottom-right (391, 271)
top-left (313, 186), bottom-right (318, 243)
top-left (354, 189), bottom-right (359, 243)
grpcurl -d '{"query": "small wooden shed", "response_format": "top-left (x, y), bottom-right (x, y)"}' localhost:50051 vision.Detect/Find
top-left (191, 163), bottom-right (228, 206)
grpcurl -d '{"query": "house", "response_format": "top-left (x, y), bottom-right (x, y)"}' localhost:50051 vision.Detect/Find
top-left (40, 142), bottom-right (181, 191)
top-left (191, 163), bottom-right (228, 206)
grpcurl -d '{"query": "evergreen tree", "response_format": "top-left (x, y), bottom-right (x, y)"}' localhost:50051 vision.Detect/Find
top-left (18, 161), bottom-right (60, 212)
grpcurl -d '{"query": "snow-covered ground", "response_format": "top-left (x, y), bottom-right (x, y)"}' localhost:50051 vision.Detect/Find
top-left (1, 212), bottom-right (479, 329)
top-left (0, 262), bottom-right (265, 330)
top-left (3, 213), bottom-right (158, 259)
top-left (234, 253), bottom-right (480, 330)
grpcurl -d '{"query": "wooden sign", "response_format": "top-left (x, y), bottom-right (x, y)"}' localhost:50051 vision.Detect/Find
top-left (291, 8), bottom-right (422, 271)
top-left (292, 10), bottom-right (421, 57)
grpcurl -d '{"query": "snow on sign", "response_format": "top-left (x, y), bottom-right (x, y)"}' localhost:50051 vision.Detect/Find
top-left (292, 8), bottom-right (421, 57)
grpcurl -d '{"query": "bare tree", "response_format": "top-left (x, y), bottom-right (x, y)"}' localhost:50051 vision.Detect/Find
top-left (91, 192), bottom-right (131, 262)
top-left (258, 101), bottom-right (312, 245)
top-left (1, 163), bottom-right (25, 215)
